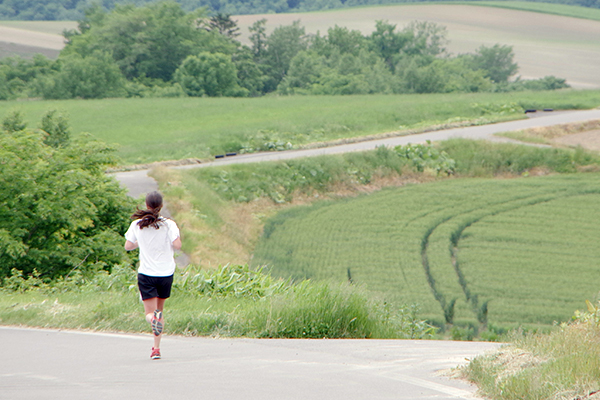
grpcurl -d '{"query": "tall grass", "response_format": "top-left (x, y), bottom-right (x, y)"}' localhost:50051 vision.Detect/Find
top-left (1, 90), bottom-right (599, 165)
top-left (0, 264), bottom-right (435, 339)
top-left (191, 139), bottom-right (600, 205)
top-left (464, 303), bottom-right (600, 399)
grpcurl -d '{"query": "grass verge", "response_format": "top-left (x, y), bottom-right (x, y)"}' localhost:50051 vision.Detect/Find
top-left (463, 302), bottom-right (600, 399)
top-left (0, 264), bottom-right (435, 339)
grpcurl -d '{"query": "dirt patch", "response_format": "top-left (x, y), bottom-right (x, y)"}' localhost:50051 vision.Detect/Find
top-left (490, 347), bottom-right (547, 384)
top-left (552, 130), bottom-right (600, 152)
top-left (500, 120), bottom-right (600, 153)
top-left (0, 26), bottom-right (65, 50)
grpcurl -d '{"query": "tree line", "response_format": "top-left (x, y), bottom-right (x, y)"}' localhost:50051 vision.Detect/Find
top-left (0, 1), bottom-right (568, 100)
top-left (1, 0), bottom-right (599, 20)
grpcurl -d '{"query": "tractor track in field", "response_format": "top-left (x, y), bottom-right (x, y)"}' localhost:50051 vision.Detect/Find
top-left (113, 109), bottom-right (600, 269)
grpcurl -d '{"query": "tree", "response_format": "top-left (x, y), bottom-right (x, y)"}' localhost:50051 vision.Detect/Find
top-left (175, 52), bottom-right (247, 97)
top-left (62, 2), bottom-right (231, 82)
top-left (260, 20), bottom-right (309, 92)
top-left (468, 44), bottom-right (519, 84)
top-left (0, 113), bottom-right (135, 280)
top-left (233, 48), bottom-right (267, 96)
top-left (36, 52), bottom-right (126, 99)
top-left (249, 18), bottom-right (268, 60)
top-left (40, 109), bottom-right (70, 148)
top-left (369, 20), bottom-right (412, 71)
top-left (207, 13), bottom-right (240, 39)
top-left (312, 25), bottom-right (369, 57)
top-left (2, 110), bottom-right (27, 133)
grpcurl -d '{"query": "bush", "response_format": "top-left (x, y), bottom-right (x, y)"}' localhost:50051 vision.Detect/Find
top-left (175, 52), bottom-right (247, 97)
top-left (0, 111), bottom-right (135, 281)
top-left (394, 141), bottom-right (456, 174)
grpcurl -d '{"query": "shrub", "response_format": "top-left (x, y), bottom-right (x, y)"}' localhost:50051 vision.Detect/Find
top-left (0, 111), bottom-right (135, 281)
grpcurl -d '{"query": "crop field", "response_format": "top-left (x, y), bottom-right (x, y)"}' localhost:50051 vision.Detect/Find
top-left (251, 173), bottom-right (600, 330)
top-left (0, 21), bottom-right (72, 59)
top-left (2, 90), bottom-right (600, 165)
top-left (234, 2), bottom-right (600, 89)
top-left (3, 2), bottom-right (600, 86)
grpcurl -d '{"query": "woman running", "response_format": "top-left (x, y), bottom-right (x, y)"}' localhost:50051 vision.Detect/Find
top-left (124, 191), bottom-right (181, 360)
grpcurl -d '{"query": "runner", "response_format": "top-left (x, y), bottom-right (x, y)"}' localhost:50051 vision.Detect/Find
top-left (124, 191), bottom-right (182, 360)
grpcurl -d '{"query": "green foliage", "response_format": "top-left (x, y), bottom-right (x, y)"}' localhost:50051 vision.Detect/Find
top-left (257, 20), bottom-right (309, 92)
top-left (465, 44), bottom-right (519, 84)
top-left (0, 3), bottom-right (575, 99)
top-left (63, 2), bottom-right (232, 82)
top-left (438, 138), bottom-right (600, 175)
top-left (0, 55), bottom-right (59, 99)
top-left (0, 263), bottom-right (436, 339)
top-left (193, 145), bottom-right (410, 203)
top-left (394, 141), bottom-right (456, 174)
top-left (40, 109), bottom-right (70, 148)
top-left (175, 264), bottom-right (289, 299)
top-left (37, 52), bottom-right (126, 99)
top-left (496, 75), bottom-right (571, 92)
top-left (245, 281), bottom-right (435, 338)
top-left (0, 111), bottom-right (135, 281)
top-left (175, 52), bottom-right (247, 97)
top-left (1, 109), bottom-right (26, 132)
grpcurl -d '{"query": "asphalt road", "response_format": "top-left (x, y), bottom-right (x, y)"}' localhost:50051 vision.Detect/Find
top-left (1, 326), bottom-right (501, 400)
top-left (114, 109), bottom-right (600, 197)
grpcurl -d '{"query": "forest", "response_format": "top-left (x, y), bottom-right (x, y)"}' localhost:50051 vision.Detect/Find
top-left (0, 1), bottom-right (568, 100)
top-left (1, 0), bottom-right (600, 20)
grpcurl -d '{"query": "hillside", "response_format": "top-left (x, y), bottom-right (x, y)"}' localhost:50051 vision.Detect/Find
top-left (2, 3), bottom-right (599, 88)
top-left (234, 4), bottom-right (600, 88)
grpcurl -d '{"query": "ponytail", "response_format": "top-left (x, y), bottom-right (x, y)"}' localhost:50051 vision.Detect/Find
top-left (132, 191), bottom-right (163, 229)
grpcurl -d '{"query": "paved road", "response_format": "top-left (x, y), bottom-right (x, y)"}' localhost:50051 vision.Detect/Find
top-left (2, 326), bottom-right (501, 400)
top-left (114, 109), bottom-right (600, 195)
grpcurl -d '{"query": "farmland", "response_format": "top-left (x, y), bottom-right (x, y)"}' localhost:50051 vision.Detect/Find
top-left (251, 173), bottom-right (600, 331)
top-left (2, 2), bottom-right (600, 88)
top-left (2, 89), bottom-right (600, 165)
top-left (233, 2), bottom-right (600, 88)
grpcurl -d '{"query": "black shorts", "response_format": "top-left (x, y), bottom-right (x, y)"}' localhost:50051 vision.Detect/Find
top-left (137, 273), bottom-right (174, 300)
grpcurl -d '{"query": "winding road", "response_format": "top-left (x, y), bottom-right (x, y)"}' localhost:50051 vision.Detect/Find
top-left (114, 109), bottom-right (600, 199)
top-left (5, 110), bottom-right (597, 400)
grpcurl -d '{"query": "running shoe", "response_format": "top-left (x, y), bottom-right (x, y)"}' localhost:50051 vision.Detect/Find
top-left (151, 309), bottom-right (163, 336)
top-left (150, 347), bottom-right (161, 360)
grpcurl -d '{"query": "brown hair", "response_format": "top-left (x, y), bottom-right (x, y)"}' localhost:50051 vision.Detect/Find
top-left (131, 191), bottom-right (163, 229)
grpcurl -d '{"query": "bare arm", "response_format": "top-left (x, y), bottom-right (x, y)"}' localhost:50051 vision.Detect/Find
top-left (172, 237), bottom-right (182, 251)
top-left (124, 240), bottom-right (138, 251)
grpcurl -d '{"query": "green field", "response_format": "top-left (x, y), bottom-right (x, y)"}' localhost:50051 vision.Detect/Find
top-left (251, 173), bottom-right (600, 330)
top-left (454, 1), bottom-right (600, 21)
top-left (234, 2), bottom-right (600, 89)
top-left (2, 90), bottom-right (600, 165)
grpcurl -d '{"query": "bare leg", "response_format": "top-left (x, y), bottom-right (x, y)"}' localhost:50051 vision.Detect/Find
top-left (143, 297), bottom-right (166, 350)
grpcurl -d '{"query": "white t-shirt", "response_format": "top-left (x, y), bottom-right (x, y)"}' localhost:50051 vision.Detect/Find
top-left (125, 217), bottom-right (180, 277)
